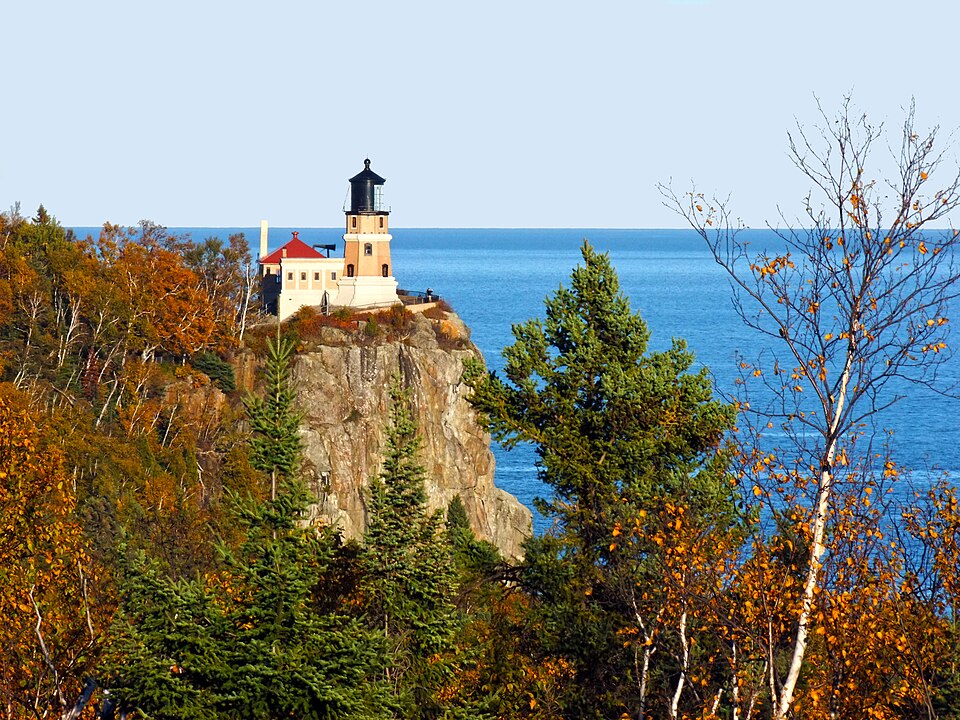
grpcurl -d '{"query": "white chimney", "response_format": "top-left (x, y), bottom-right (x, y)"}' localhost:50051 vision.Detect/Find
top-left (259, 220), bottom-right (269, 260)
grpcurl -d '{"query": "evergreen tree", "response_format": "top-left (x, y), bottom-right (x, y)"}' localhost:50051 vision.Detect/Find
top-left (245, 335), bottom-right (302, 499)
top-left (465, 241), bottom-right (742, 717)
top-left (358, 377), bottom-right (459, 718)
top-left (101, 335), bottom-right (388, 719)
top-left (445, 495), bottom-right (501, 580)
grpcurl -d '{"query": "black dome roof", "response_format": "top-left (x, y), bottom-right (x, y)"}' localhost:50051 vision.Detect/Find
top-left (348, 158), bottom-right (386, 185)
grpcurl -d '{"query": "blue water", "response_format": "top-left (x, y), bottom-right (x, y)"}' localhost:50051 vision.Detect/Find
top-left (71, 226), bottom-right (960, 532)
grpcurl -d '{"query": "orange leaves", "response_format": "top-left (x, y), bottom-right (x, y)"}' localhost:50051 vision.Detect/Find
top-left (0, 384), bottom-right (102, 712)
top-left (750, 253), bottom-right (794, 279)
top-left (918, 241), bottom-right (929, 255)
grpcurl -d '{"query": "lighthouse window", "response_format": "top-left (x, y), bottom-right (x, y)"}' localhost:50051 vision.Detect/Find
top-left (347, 264), bottom-right (355, 278)
top-left (351, 217), bottom-right (357, 229)
top-left (364, 243), bottom-right (373, 256)
top-left (379, 217), bottom-right (384, 228)
top-left (381, 263), bottom-right (389, 277)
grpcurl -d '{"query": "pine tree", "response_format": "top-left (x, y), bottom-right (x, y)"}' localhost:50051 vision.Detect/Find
top-left (465, 241), bottom-right (742, 717)
top-left (358, 377), bottom-right (458, 718)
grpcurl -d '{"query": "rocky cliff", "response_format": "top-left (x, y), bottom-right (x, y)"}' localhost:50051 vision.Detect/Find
top-left (277, 309), bottom-right (531, 561)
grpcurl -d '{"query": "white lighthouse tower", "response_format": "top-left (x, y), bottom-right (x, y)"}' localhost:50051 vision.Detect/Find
top-left (335, 159), bottom-right (399, 308)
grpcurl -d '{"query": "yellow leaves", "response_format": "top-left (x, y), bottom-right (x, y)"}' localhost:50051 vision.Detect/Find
top-left (750, 254), bottom-right (794, 279)
top-left (824, 332), bottom-right (834, 341)
top-left (753, 485), bottom-right (762, 497)
top-left (918, 241), bottom-right (929, 255)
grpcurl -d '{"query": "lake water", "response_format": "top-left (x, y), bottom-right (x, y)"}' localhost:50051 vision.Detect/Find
top-left (72, 226), bottom-right (960, 532)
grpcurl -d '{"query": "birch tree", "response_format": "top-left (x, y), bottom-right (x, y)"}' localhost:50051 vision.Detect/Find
top-left (663, 98), bottom-right (960, 719)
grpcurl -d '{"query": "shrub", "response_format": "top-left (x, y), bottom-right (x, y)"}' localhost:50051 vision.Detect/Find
top-left (190, 352), bottom-right (236, 393)
top-left (287, 306), bottom-right (356, 340)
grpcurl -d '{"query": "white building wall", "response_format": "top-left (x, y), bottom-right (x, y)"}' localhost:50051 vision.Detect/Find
top-left (276, 257), bottom-right (345, 321)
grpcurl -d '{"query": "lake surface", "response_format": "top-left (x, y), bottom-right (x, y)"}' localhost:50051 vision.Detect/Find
top-left (72, 226), bottom-right (960, 532)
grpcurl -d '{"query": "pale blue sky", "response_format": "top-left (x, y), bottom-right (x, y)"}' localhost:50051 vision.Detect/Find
top-left (4, 0), bottom-right (959, 228)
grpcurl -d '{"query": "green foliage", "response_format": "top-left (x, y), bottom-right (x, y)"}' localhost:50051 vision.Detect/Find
top-left (190, 351), bottom-right (236, 393)
top-left (245, 336), bottom-right (302, 494)
top-left (102, 335), bottom-right (388, 718)
top-left (363, 317), bottom-right (381, 338)
top-left (358, 376), bottom-right (459, 717)
top-left (465, 241), bottom-right (741, 716)
top-left (446, 496), bottom-right (501, 578)
top-left (103, 484), bottom-right (389, 719)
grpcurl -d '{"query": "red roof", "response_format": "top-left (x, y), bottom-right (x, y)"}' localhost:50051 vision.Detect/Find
top-left (259, 236), bottom-right (326, 264)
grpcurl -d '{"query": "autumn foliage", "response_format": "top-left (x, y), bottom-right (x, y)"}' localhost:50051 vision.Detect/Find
top-left (0, 384), bottom-right (104, 718)
top-left (5, 98), bottom-right (960, 718)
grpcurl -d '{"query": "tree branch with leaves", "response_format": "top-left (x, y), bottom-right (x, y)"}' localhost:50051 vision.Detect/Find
top-left (662, 96), bottom-right (960, 719)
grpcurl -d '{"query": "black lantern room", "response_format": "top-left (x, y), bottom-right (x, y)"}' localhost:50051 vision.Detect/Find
top-left (348, 159), bottom-right (387, 214)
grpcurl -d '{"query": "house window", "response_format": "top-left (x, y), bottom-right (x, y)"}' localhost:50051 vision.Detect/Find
top-left (331, 271), bottom-right (337, 280)
top-left (347, 264), bottom-right (355, 277)
top-left (300, 272), bottom-right (307, 281)
top-left (265, 268), bottom-right (271, 275)
top-left (287, 272), bottom-right (293, 281)
top-left (364, 243), bottom-right (372, 256)
top-left (381, 263), bottom-right (389, 277)
top-left (314, 272), bottom-right (320, 281)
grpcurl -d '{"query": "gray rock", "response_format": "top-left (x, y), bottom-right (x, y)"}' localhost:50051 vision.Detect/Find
top-left (288, 311), bottom-right (531, 561)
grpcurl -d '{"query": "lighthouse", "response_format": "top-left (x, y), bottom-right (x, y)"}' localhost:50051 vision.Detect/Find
top-left (336, 159), bottom-right (399, 308)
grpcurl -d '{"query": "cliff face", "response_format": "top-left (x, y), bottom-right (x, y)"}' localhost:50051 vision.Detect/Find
top-left (287, 311), bottom-right (531, 561)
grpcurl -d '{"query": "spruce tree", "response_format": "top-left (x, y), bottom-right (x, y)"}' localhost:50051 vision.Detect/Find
top-left (102, 335), bottom-right (389, 719)
top-left (465, 241), bottom-right (741, 717)
top-left (245, 335), bottom-right (302, 499)
top-left (358, 377), bottom-right (458, 718)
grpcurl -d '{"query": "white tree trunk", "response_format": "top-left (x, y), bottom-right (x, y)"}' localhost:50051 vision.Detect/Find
top-left (775, 352), bottom-right (852, 719)
top-left (669, 610), bottom-right (689, 720)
